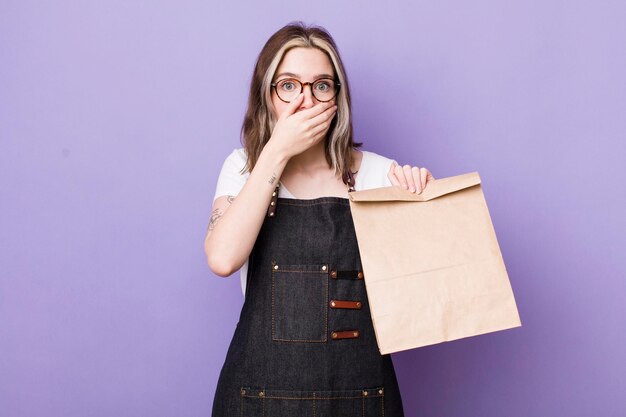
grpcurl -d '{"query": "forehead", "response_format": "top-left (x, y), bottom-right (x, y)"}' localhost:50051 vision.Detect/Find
top-left (275, 47), bottom-right (335, 79)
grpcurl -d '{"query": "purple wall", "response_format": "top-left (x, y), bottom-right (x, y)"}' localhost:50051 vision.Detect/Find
top-left (1, 1), bottom-right (624, 416)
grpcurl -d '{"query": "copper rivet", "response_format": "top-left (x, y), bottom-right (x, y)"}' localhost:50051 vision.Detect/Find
top-left (332, 332), bottom-right (337, 338)
top-left (241, 389), bottom-right (246, 395)
top-left (322, 265), bottom-right (327, 271)
top-left (353, 331), bottom-right (358, 336)
top-left (270, 201), bottom-right (275, 206)
top-left (363, 391), bottom-right (368, 396)
top-left (259, 391), bottom-right (264, 397)
top-left (379, 389), bottom-right (383, 394)
top-left (269, 212), bottom-right (274, 217)
top-left (331, 301), bottom-right (336, 307)
top-left (358, 271), bottom-right (364, 278)
top-left (273, 265), bottom-right (278, 270)
top-left (356, 302), bottom-right (361, 308)
top-left (331, 270), bottom-right (337, 278)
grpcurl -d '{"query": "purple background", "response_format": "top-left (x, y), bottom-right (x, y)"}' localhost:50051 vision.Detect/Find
top-left (1, 1), bottom-right (625, 416)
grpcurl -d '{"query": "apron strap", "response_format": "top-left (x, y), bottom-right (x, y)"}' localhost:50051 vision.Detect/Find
top-left (342, 168), bottom-right (356, 193)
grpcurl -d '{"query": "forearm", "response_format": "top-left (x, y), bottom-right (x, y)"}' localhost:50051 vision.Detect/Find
top-left (204, 143), bottom-right (289, 276)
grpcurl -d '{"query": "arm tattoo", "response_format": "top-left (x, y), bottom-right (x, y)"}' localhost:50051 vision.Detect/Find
top-left (268, 173), bottom-right (277, 185)
top-left (208, 207), bottom-right (223, 231)
top-left (208, 196), bottom-right (235, 232)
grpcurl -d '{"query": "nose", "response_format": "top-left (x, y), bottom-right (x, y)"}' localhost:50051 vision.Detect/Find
top-left (299, 83), bottom-right (316, 109)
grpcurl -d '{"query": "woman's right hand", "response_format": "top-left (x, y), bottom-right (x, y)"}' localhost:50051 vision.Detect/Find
top-left (267, 93), bottom-right (338, 160)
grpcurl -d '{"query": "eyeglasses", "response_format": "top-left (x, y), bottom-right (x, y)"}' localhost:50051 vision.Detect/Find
top-left (271, 77), bottom-right (341, 103)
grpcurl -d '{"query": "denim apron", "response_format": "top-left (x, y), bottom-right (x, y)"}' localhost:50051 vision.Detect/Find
top-left (212, 170), bottom-right (405, 417)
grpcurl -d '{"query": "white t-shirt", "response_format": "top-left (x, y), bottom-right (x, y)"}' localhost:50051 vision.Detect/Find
top-left (212, 147), bottom-right (397, 296)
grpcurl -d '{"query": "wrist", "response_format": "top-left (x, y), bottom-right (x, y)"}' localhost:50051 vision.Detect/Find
top-left (262, 140), bottom-right (290, 166)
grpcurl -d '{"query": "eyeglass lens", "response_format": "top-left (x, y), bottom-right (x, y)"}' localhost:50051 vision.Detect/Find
top-left (274, 78), bottom-right (337, 102)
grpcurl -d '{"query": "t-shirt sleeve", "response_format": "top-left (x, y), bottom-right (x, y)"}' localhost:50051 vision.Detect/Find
top-left (359, 151), bottom-right (397, 190)
top-left (212, 148), bottom-right (249, 203)
top-left (382, 158), bottom-right (396, 187)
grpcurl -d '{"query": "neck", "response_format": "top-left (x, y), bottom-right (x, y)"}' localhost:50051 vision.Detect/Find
top-left (286, 140), bottom-right (329, 173)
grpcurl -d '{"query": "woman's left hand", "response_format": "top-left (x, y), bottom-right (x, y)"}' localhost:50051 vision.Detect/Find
top-left (387, 161), bottom-right (435, 194)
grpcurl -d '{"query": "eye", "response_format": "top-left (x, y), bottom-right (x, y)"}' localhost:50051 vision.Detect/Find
top-left (279, 80), bottom-right (297, 91)
top-left (314, 79), bottom-right (335, 93)
top-left (315, 82), bottom-right (329, 92)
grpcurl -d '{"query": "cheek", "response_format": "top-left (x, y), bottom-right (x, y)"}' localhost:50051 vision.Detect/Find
top-left (271, 95), bottom-right (287, 119)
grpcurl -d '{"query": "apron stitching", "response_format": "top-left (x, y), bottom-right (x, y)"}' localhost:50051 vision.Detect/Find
top-left (248, 395), bottom-right (380, 400)
top-left (362, 394), bottom-right (365, 417)
top-left (278, 200), bottom-right (350, 207)
top-left (324, 272), bottom-right (328, 341)
top-left (382, 392), bottom-right (385, 417)
top-left (272, 338), bottom-right (328, 343)
top-left (271, 267), bottom-right (276, 342)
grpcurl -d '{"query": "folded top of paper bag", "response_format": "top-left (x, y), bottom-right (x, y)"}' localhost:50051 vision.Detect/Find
top-left (348, 171), bottom-right (481, 202)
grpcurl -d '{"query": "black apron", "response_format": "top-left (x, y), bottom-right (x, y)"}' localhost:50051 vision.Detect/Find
top-left (212, 171), bottom-right (405, 417)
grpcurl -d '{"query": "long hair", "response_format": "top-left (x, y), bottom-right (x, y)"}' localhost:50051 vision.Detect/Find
top-left (239, 21), bottom-right (362, 178)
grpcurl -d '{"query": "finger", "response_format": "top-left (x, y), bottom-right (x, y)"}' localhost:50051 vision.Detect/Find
top-left (395, 164), bottom-right (408, 190)
top-left (279, 93), bottom-right (305, 120)
top-left (309, 117), bottom-right (333, 140)
top-left (411, 166), bottom-right (423, 193)
top-left (308, 103), bottom-right (337, 129)
top-left (295, 100), bottom-right (335, 121)
top-left (387, 161), bottom-right (402, 187)
top-left (402, 165), bottom-right (416, 192)
top-left (419, 167), bottom-right (429, 190)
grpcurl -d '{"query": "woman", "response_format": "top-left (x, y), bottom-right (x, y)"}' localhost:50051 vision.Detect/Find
top-left (205, 21), bottom-right (434, 417)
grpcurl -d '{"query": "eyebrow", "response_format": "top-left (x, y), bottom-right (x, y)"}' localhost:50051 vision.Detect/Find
top-left (275, 72), bottom-right (335, 79)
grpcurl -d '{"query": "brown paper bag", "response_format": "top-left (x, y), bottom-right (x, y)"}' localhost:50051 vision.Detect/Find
top-left (348, 171), bottom-right (521, 354)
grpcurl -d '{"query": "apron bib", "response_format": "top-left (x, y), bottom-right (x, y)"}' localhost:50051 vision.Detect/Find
top-left (212, 171), bottom-right (405, 417)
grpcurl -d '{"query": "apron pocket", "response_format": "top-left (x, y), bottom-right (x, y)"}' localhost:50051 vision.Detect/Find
top-left (271, 262), bottom-right (329, 342)
top-left (240, 386), bottom-right (385, 417)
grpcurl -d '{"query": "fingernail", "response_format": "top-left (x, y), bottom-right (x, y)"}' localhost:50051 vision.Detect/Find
top-left (410, 187), bottom-right (415, 192)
